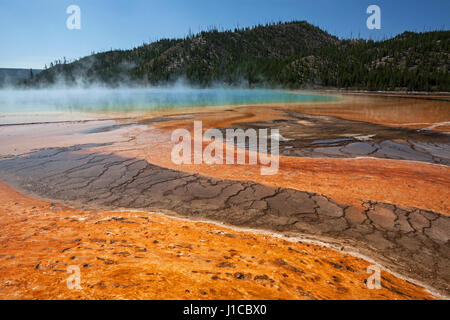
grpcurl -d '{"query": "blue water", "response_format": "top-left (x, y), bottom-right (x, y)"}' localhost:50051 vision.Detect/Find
top-left (0, 88), bottom-right (338, 114)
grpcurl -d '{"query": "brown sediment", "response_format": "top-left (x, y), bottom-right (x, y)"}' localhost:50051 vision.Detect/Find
top-left (0, 182), bottom-right (437, 300)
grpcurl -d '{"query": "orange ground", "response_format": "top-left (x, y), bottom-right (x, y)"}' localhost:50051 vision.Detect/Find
top-left (0, 94), bottom-right (448, 300)
top-left (0, 182), bottom-right (436, 300)
top-left (93, 104), bottom-right (450, 214)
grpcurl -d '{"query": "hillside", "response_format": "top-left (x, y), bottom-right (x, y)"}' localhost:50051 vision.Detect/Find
top-left (30, 21), bottom-right (449, 91)
top-left (0, 68), bottom-right (42, 87)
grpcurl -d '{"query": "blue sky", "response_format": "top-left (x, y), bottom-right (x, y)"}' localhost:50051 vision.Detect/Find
top-left (0, 0), bottom-right (449, 69)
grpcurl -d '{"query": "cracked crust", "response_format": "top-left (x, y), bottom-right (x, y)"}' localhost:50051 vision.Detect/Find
top-left (0, 145), bottom-right (448, 296)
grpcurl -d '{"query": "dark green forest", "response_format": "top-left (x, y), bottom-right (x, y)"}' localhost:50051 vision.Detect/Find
top-left (28, 21), bottom-right (450, 91)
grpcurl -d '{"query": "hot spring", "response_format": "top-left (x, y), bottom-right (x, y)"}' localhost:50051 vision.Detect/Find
top-left (0, 87), bottom-right (338, 124)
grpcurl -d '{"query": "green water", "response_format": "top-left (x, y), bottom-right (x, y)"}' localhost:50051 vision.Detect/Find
top-left (0, 88), bottom-right (338, 114)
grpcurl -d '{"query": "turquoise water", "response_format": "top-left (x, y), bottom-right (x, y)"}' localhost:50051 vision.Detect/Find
top-left (0, 88), bottom-right (338, 114)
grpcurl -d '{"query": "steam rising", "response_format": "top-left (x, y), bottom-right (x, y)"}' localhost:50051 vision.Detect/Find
top-left (0, 85), bottom-right (336, 116)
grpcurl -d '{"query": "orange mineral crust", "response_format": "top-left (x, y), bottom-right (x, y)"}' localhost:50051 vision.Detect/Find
top-left (97, 122), bottom-right (450, 215)
top-left (0, 182), bottom-right (436, 300)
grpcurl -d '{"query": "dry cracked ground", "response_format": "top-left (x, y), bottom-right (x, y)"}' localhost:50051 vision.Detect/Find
top-left (0, 142), bottom-right (448, 297)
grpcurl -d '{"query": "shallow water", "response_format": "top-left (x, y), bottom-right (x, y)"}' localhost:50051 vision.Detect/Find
top-left (0, 88), bottom-right (337, 115)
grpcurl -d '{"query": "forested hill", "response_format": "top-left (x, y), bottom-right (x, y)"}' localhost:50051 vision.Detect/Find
top-left (29, 21), bottom-right (449, 91)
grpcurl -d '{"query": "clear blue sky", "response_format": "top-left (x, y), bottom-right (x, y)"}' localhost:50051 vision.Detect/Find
top-left (0, 0), bottom-right (449, 69)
